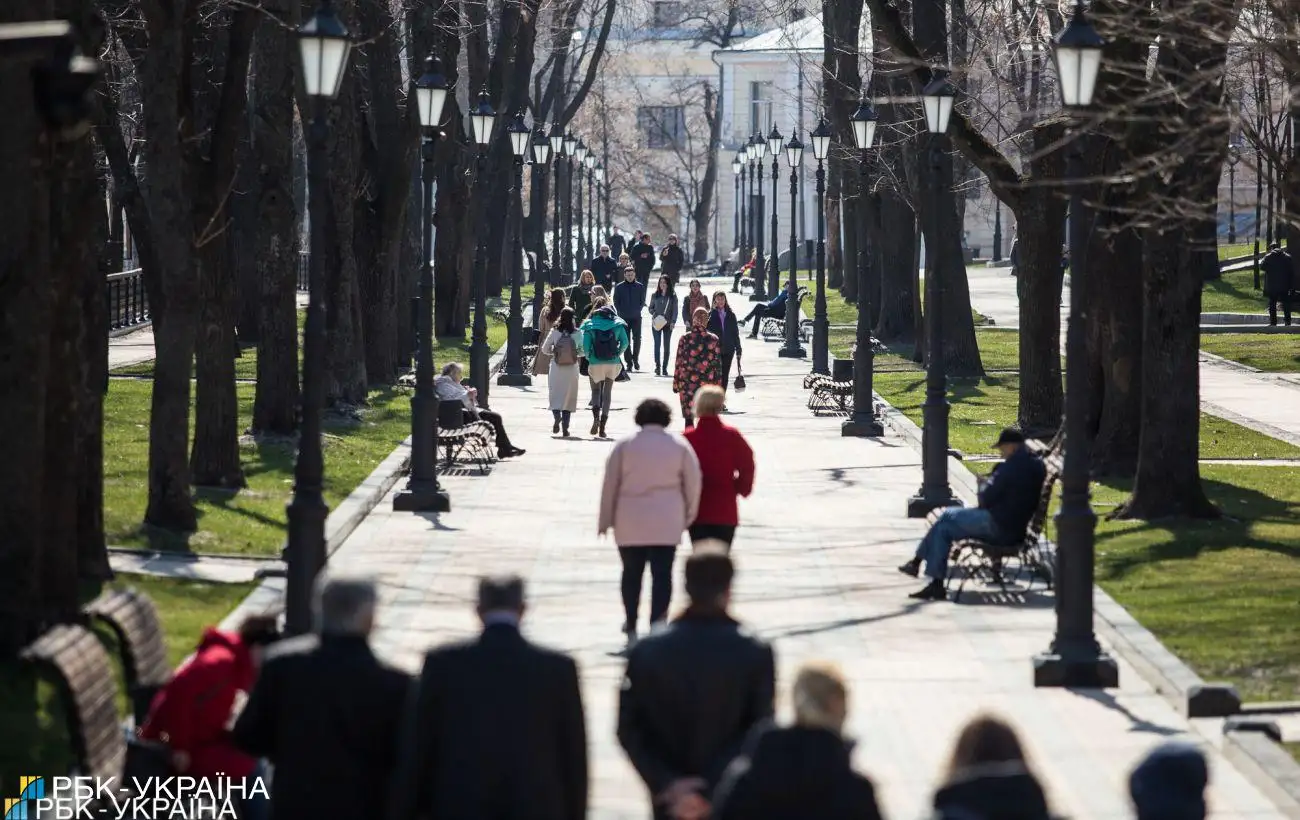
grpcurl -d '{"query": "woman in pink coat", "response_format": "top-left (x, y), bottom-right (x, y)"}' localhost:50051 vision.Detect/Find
top-left (599, 398), bottom-right (702, 645)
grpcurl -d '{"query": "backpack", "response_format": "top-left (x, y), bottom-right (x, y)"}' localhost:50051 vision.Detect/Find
top-left (553, 333), bottom-right (578, 366)
top-left (590, 326), bottom-right (620, 360)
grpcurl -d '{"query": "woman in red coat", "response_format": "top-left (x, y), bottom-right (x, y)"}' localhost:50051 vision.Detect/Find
top-left (682, 384), bottom-right (755, 551)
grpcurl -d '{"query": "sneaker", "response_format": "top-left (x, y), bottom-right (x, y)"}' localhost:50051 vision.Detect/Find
top-left (897, 558), bottom-right (920, 578)
top-left (908, 580), bottom-right (947, 601)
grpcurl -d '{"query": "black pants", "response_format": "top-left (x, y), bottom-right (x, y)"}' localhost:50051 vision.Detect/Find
top-left (688, 524), bottom-right (736, 551)
top-left (464, 409), bottom-right (514, 454)
top-left (623, 316), bottom-right (643, 368)
top-left (1269, 296), bottom-right (1292, 325)
top-left (720, 350), bottom-right (736, 391)
top-left (733, 269), bottom-right (744, 292)
top-left (618, 546), bottom-right (676, 628)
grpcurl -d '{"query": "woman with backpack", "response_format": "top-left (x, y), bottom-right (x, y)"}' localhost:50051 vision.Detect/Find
top-left (541, 307), bottom-right (584, 436)
top-left (648, 275), bottom-right (679, 376)
top-left (580, 296), bottom-right (630, 438)
top-left (533, 288), bottom-right (567, 375)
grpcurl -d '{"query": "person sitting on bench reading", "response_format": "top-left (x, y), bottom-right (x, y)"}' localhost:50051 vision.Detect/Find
top-left (898, 428), bottom-right (1046, 601)
top-left (739, 288), bottom-right (790, 338)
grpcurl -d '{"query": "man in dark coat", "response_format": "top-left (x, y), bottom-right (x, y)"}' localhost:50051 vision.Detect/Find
top-left (233, 575), bottom-right (409, 820)
top-left (614, 267), bottom-right (647, 372)
top-left (591, 244), bottom-right (618, 290)
top-left (609, 228), bottom-right (627, 260)
top-left (1262, 242), bottom-right (1293, 326)
top-left (631, 231), bottom-right (658, 286)
top-left (899, 428), bottom-right (1046, 600)
top-left (659, 234), bottom-right (686, 286)
top-left (618, 550), bottom-right (776, 820)
top-left (389, 575), bottom-right (588, 820)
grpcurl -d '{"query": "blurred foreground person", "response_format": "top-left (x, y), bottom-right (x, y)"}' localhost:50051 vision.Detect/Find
top-left (1129, 742), bottom-right (1208, 820)
top-left (931, 714), bottom-right (1052, 820)
top-left (683, 385), bottom-right (754, 551)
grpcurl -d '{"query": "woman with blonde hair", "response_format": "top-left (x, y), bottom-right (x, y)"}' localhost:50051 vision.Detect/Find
top-left (683, 385), bottom-right (754, 552)
top-left (931, 714), bottom-right (1051, 820)
top-left (569, 269), bottom-right (596, 322)
top-left (712, 662), bottom-right (882, 820)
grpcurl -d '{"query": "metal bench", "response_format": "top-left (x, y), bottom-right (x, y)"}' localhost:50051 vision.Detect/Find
top-left (20, 624), bottom-right (126, 778)
top-left (804, 373), bottom-right (854, 415)
top-left (934, 438), bottom-right (1062, 602)
top-left (84, 588), bottom-right (171, 725)
top-left (437, 400), bottom-right (496, 472)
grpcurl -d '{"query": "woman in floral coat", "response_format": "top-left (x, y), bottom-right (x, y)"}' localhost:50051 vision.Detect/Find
top-left (672, 306), bottom-right (723, 428)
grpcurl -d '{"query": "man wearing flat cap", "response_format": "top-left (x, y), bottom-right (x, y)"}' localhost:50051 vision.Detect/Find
top-left (389, 574), bottom-right (588, 820)
top-left (898, 428), bottom-right (1046, 601)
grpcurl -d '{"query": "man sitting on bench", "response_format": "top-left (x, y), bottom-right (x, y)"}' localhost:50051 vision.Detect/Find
top-left (739, 288), bottom-right (790, 338)
top-left (898, 428), bottom-right (1046, 601)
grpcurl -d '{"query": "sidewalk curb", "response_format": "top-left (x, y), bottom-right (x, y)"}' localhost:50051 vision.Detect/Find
top-left (1221, 728), bottom-right (1300, 816)
top-left (109, 321), bottom-right (152, 339)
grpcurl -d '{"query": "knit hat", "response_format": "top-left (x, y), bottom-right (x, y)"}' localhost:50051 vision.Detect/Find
top-left (1128, 742), bottom-right (1208, 820)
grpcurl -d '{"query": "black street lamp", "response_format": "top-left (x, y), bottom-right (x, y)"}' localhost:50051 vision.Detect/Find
top-left (531, 126), bottom-right (552, 327)
top-left (468, 88), bottom-right (497, 404)
top-left (810, 117), bottom-right (832, 374)
top-left (993, 201), bottom-right (1003, 263)
top-left (549, 126), bottom-right (565, 286)
top-left (499, 112), bottom-right (533, 387)
top-left (906, 72), bottom-right (962, 518)
top-left (574, 138), bottom-right (588, 267)
top-left (287, 0), bottom-right (352, 636)
top-left (844, 99), bottom-right (884, 438)
top-left (738, 149), bottom-right (749, 278)
top-left (564, 131), bottom-right (577, 283)
top-left (594, 163), bottom-right (606, 249)
top-left (767, 125), bottom-right (783, 299)
top-left (394, 55), bottom-right (453, 514)
top-left (1033, 0), bottom-right (1119, 689)
top-left (1227, 140), bottom-right (1240, 245)
top-left (779, 131), bottom-right (806, 359)
top-left (749, 132), bottom-right (768, 301)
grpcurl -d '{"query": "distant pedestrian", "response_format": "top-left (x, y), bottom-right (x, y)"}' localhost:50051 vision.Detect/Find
top-left (733, 249), bottom-right (756, 293)
top-left (389, 575), bottom-right (589, 820)
top-left (1008, 232), bottom-right (1019, 278)
top-left (1128, 742), bottom-right (1208, 820)
top-left (660, 233), bottom-right (686, 286)
top-left (649, 275), bottom-right (679, 376)
top-left (533, 287), bottom-right (567, 375)
top-left (683, 385), bottom-right (754, 551)
top-left (931, 714), bottom-right (1052, 820)
top-left (542, 307), bottom-right (585, 436)
top-left (712, 662), bottom-right (883, 820)
top-left (569, 269), bottom-right (596, 323)
top-left (580, 297), bottom-right (630, 438)
top-left (614, 266), bottom-right (647, 372)
top-left (591, 244), bottom-right (618, 290)
top-left (1262, 242), bottom-right (1293, 326)
top-left (673, 308), bottom-right (722, 427)
top-left (632, 231), bottom-right (658, 286)
top-left (706, 291), bottom-right (744, 396)
top-left (617, 550), bottom-right (776, 820)
top-left (234, 575), bottom-right (407, 820)
top-left (609, 227), bottom-right (627, 260)
top-left (600, 398), bottom-right (702, 644)
top-left (682, 279), bottom-right (709, 329)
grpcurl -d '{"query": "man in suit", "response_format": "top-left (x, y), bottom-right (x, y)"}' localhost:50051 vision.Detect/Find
top-left (389, 575), bottom-right (588, 820)
top-left (614, 267), bottom-right (648, 372)
top-left (233, 574), bottom-right (410, 820)
top-left (618, 550), bottom-right (776, 820)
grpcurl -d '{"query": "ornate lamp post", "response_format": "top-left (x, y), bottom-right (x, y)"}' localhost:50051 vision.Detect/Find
top-left (843, 99), bottom-right (884, 438)
top-left (531, 126), bottom-right (552, 326)
top-left (1227, 140), bottom-right (1240, 245)
top-left (394, 55), bottom-right (453, 514)
top-left (810, 117), bottom-right (832, 374)
top-left (564, 130), bottom-right (577, 282)
top-left (549, 126), bottom-right (565, 285)
top-left (499, 112), bottom-right (533, 387)
top-left (737, 149), bottom-right (748, 281)
top-left (574, 138), bottom-right (588, 267)
top-left (1034, 1), bottom-right (1119, 689)
top-left (287, 0), bottom-right (353, 635)
top-left (749, 131), bottom-right (768, 301)
top-left (779, 131), bottom-right (806, 359)
top-left (585, 151), bottom-right (597, 264)
top-left (767, 125), bottom-right (783, 298)
top-left (468, 88), bottom-right (497, 404)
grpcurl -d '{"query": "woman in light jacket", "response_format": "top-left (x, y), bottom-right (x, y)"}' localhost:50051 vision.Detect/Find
top-left (541, 307), bottom-right (584, 436)
top-left (532, 287), bottom-right (567, 375)
top-left (648, 275), bottom-right (679, 377)
top-left (599, 398), bottom-right (702, 645)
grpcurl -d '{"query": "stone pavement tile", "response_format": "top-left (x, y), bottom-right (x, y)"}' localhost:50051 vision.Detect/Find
top-left (325, 281), bottom-right (1286, 819)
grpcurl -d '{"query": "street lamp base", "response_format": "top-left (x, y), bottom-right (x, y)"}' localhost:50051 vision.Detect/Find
top-left (496, 372), bottom-right (533, 387)
top-left (777, 346), bottom-right (806, 358)
top-left (392, 480), bottom-right (451, 513)
top-left (1032, 651), bottom-right (1120, 689)
top-left (841, 415), bottom-right (884, 438)
top-left (906, 491), bottom-right (962, 519)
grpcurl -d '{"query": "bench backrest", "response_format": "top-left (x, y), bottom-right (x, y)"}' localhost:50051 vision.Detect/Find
top-left (1023, 441), bottom-right (1065, 541)
top-left (437, 399), bottom-right (465, 431)
top-left (21, 625), bottom-right (125, 778)
top-left (84, 588), bottom-right (170, 724)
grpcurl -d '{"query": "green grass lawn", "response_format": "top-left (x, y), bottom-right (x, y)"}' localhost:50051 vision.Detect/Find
top-left (1219, 242), bottom-right (1258, 260)
top-left (1287, 743), bottom-right (1300, 764)
top-left (831, 327), bottom-right (1020, 373)
top-left (1199, 333), bottom-right (1300, 372)
top-left (0, 575), bottom-right (254, 781)
top-left (1203, 268), bottom-right (1267, 315)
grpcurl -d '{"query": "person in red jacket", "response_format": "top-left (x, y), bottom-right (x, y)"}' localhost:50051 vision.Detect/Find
top-left (682, 384), bottom-right (755, 552)
top-left (140, 613), bottom-right (281, 780)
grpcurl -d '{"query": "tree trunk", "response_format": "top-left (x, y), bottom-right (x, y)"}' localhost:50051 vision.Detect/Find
top-left (874, 188), bottom-right (916, 341)
top-left (825, 163), bottom-right (843, 290)
top-left (841, 186), bottom-right (859, 303)
top-left (1086, 223), bottom-right (1143, 475)
top-left (1012, 190), bottom-right (1065, 434)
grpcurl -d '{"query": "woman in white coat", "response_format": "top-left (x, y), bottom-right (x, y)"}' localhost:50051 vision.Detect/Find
top-left (541, 306), bottom-right (584, 436)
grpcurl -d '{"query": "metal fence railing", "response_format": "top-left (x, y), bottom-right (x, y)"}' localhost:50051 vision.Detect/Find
top-left (107, 268), bottom-right (149, 331)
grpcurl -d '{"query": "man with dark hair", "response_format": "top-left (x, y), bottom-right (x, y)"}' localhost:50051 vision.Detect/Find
top-left (614, 267), bottom-right (647, 372)
top-left (1262, 241), bottom-right (1294, 326)
top-left (617, 551), bottom-right (775, 820)
top-left (609, 228), bottom-right (627, 260)
top-left (631, 231), bottom-right (658, 288)
top-left (659, 234), bottom-right (685, 286)
top-left (390, 575), bottom-right (588, 820)
top-left (899, 428), bottom-right (1046, 601)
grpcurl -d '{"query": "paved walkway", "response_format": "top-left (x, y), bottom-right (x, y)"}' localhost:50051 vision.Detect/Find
top-left (318, 280), bottom-right (1281, 819)
top-left (966, 265), bottom-right (1300, 448)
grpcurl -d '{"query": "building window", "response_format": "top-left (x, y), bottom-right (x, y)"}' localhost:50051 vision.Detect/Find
top-left (749, 81), bottom-right (773, 136)
top-left (651, 1), bottom-right (684, 27)
top-left (638, 105), bottom-right (686, 150)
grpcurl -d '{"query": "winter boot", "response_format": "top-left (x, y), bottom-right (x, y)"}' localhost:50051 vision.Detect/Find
top-left (590, 408), bottom-right (601, 436)
top-left (598, 416), bottom-right (608, 438)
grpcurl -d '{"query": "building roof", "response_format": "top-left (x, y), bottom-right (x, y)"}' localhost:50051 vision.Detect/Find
top-left (717, 14), bottom-right (821, 53)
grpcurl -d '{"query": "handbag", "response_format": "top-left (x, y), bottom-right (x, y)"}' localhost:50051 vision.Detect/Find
top-left (579, 358), bottom-right (590, 377)
top-left (733, 358), bottom-right (746, 392)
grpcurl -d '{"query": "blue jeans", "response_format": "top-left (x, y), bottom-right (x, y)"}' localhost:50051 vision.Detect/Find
top-left (914, 508), bottom-right (1000, 581)
top-left (652, 326), bottom-right (673, 369)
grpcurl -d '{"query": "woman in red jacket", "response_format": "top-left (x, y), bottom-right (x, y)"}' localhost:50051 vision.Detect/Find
top-left (682, 384), bottom-right (755, 551)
